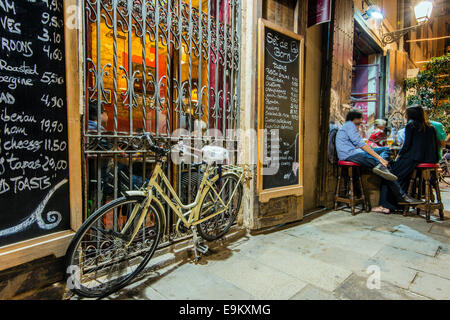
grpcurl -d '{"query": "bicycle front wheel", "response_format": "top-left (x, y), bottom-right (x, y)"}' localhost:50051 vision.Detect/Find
top-left (65, 195), bottom-right (161, 298)
top-left (196, 173), bottom-right (243, 241)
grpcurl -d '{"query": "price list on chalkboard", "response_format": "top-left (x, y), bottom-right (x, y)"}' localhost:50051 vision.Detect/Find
top-left (261, 25), bottom-right (301, 191)
top-left (0, 0), bottom-right (69, 246)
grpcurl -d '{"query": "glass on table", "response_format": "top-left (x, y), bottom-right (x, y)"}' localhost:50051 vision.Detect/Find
top-left (386, 137), bottom-right (394, 147)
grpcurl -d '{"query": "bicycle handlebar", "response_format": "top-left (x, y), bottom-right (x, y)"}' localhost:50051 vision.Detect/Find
top-left (142, 133), bottom-right (170, 156)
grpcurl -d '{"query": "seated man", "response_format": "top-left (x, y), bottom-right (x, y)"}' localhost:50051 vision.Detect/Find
top-left (336, 109), bottom-right (422, 208)
top-left (336, 109), bottom-right (396, 181)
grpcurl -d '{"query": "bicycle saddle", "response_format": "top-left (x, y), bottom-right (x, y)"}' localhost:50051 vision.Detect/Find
top-left (201, 146), bottom-right (229, 164)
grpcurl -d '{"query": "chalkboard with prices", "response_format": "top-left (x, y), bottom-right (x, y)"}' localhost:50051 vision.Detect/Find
top-left (0, 0), bottom-right (70, 246)
top-left (257, 19), bottom-right (304, 203)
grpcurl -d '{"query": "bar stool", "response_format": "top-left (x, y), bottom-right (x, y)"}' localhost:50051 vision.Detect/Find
top-left (403, 163), bottom-right (444, 222)
top-left (334, 161), bottom-right (369, 215)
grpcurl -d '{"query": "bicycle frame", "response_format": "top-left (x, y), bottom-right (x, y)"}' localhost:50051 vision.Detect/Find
top-left (122, 159), bottom-right (244, 247)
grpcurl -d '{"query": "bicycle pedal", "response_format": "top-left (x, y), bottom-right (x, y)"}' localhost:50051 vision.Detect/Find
top-left (196, 244), bottom-right (209, 254)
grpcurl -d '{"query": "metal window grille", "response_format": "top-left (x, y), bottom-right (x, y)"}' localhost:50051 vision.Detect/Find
top-left (82, 0), bottom-right (242, 243)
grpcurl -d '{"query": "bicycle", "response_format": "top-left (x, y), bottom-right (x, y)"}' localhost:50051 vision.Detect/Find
top-left (439, 148), bottom-right (450, 186)
top-left (65, 133), bottom-right (247, 298)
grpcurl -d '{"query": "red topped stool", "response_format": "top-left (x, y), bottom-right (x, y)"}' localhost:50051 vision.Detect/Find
top-left (334, 161), bottom-right (369, 215)
top-left (403, 163), bottom-right (444, 222)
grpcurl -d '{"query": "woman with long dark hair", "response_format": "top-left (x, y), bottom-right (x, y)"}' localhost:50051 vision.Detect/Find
top-left (374, 104), bottom-right (440, 213)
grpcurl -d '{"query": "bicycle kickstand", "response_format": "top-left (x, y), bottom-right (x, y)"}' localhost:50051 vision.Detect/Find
top-left (191, 227), bottom-right (209, 262)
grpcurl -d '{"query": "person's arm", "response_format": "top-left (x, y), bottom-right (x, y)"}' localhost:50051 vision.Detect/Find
top-left (361, 145), bottom-right (389, 167)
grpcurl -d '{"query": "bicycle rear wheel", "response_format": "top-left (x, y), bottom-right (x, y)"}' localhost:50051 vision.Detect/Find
top-left (65, 195), bottom-right (161, 298)
top-left (196, 173), bottom-right (243, 241)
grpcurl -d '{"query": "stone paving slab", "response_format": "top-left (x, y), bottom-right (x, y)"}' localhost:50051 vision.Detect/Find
top-left (331, 210), bottom-right (446, 237)
top-left (142, 286), bottom-right (169, 300)
top-left (109, 275), bottom-right (169, 300)
top-left (284, 226), bottom-right (385, 257)
top-left (436, 252), bottom-right (450, 265)
top-left (138, 262), bottom-right (254, 300)
top-left (249, 247), bottom-right (352, 292)
top-left (290, 284), bottom-right (340, 300)
top-left (362, 226), bottom-right (445, 257)
top-left (429, 224), bottom-right (450, 237)
top-left (308, 246), bottom-right (374, 276)
top-left (238, 232), bottom-right (327, 258)
top-left (334, 273), bottom-right (429, 300)
top-left (373, 246), bottom-right (450, 280)
top-left (200, 252), bottom-right (308, 300)
top-left (364, 257), bottom-right (418, 290)
top-left (409, 272), bottom-right (450, 300)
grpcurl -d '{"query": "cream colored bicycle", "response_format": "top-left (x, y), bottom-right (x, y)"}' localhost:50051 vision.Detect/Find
top-left (65, 133), bottom-right (246, 298)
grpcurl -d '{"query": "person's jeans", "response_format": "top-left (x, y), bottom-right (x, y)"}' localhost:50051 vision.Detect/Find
top-left (345, 147), bottom-right (406, 203)
top-left (345, 147), bottom-right (390, 169)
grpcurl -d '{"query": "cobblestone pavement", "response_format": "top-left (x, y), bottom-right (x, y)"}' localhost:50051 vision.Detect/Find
top-left (97, 184), bottom-right (450, 300)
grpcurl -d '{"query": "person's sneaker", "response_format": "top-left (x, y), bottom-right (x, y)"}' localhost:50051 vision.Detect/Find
top-left (372, 164), bottom-right (398, 181)
top-left (398, 195), bottom-right (424, 205)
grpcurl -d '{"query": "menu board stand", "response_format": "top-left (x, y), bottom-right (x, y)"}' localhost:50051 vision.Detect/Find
top-left (257, 19), bottom-right (304, 203)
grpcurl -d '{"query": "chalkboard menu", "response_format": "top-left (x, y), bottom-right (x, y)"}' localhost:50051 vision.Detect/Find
top-left (257, 19), bottom-right (303, 203)
top-left (0, 0), bottom-right (69, 246)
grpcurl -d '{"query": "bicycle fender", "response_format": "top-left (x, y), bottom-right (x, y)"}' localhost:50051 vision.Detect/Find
top-left (124, 190), bottom-right (147, 198)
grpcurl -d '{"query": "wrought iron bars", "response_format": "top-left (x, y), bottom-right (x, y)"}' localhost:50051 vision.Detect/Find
top-left (82, 0), bottom-right (241, 242)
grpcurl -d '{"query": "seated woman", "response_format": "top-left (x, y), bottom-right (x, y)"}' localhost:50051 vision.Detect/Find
top-left (368, 119), bottom-right (387, 148)
top-left (374, 105), bottom-right (439, 213)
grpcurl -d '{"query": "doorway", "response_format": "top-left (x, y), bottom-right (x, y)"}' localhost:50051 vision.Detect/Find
top-left (351, 19), bottom-right (386, 139)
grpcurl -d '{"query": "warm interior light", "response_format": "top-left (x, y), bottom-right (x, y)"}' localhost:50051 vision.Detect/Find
top-left (191, 88), bottom-right (198, 102)
top-left (414, 1), bottom-right (433, 23)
